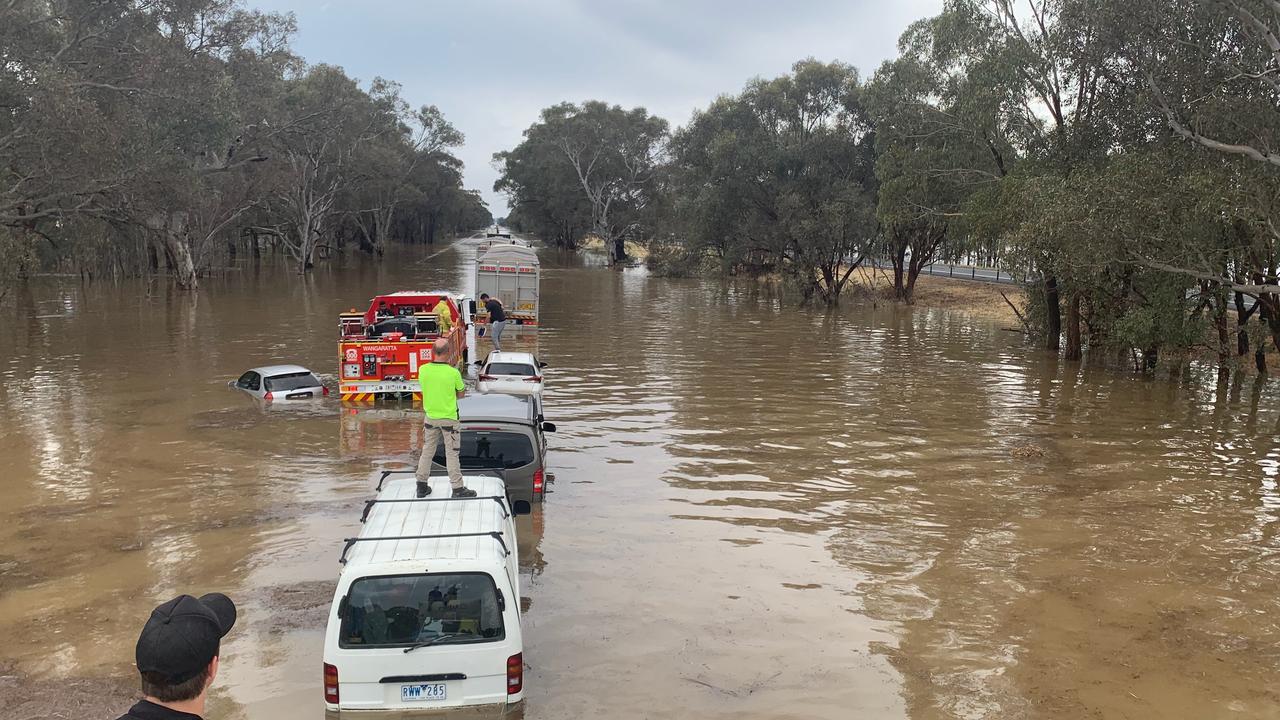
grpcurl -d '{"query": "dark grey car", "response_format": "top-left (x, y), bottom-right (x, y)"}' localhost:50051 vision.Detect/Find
top-left (430, 394), bottom-right (554, 513)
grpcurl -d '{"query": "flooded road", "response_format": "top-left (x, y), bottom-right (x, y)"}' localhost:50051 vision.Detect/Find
top-left (3, 239), bottom-right (1280, 719)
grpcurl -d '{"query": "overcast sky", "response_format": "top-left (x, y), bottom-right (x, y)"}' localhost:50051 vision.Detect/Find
top-left (250, 0), bottom-right (943, 217)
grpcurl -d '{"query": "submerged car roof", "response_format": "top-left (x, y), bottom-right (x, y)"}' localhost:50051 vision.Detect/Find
top-left (342, 475), bottom-right (512, 569)
top-left (250, 364), bottom-right (314, 377)
top-left (457, 393), bottom-right (537, 424)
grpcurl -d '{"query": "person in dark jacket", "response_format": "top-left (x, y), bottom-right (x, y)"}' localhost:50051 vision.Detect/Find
top-left (479, 293), bottom-right (507, 351)
top-left (115, 593), bottom-right (237, 720)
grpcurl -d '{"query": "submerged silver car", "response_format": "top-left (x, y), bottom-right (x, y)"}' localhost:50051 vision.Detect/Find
top-left (233, 364), bottom-right (328, 401)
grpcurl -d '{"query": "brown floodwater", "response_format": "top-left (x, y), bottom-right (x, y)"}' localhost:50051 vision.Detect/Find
top-left (2, 239), bottom-right (1279, 720)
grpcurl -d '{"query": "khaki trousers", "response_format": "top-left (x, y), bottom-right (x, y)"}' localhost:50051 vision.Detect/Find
top-left (416, 417), bottom-right (464, 489)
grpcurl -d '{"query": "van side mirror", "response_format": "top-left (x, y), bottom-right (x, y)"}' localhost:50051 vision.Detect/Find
top-left (541, 422), bottom-right (556, 433)
top-left (538, 362), bottom-right (548, 368)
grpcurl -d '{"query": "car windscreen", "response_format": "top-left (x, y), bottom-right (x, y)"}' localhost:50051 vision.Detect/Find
top-left (338, 573), bottom-right (505, 649)
top-left (437, 430), bottom-right (534, 469)
top-left (485, 363), bottom-right (536, 377)
top-left (263, 372), bottom-right (321, 392)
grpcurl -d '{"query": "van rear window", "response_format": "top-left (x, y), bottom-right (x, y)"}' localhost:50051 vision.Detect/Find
top-left (264, 372), bottom-right (320, 392)
top-left (436, 431), bottom-right (534, 470)
top-left (339, 573), bottom-right (505, 649)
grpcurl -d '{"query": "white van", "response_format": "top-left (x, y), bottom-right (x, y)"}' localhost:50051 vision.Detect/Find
top-left (323, 474), bottom-right (525, 712)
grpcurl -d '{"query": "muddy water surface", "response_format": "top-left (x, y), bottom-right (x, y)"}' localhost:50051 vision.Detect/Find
top-left (2, 239), bottom-right (1279, 720)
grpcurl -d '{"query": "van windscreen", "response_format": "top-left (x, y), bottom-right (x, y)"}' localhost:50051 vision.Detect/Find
top-left (263, 372), bottom-right (320, 392)
top-left (339, 573), bottom-right (505, 649)
top-left (436, 431), bottom-right (534, 469)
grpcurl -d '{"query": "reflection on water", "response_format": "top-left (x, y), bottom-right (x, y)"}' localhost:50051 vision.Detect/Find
top-left (2, 240), bottom-right (1279, 719)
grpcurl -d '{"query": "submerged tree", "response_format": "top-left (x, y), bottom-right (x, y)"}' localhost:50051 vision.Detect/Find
top-left (496, 102), bottom-right (668, 263)
top-left (0, 0), bottom-right (487, 290)
top-left (668, 59), bottom-right (878, 304)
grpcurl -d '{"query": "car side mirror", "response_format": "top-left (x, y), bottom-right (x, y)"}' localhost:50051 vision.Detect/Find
top-left (538, 362), bottom-right (548, 368)
top-left (541, 422), bottom-right (556, 433)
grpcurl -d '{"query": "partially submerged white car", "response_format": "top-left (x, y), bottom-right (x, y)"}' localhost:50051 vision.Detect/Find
top-left (477, 352), bottom-right (545, 396)
top-left (232, 365), bottom-right (327, 401)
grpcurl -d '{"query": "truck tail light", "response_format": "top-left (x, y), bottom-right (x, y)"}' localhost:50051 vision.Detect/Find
top-left (507, 653), bottom-right (523, 694)
top-left (263, 392), bottom-right (273, 401)
top-left (324, 663), bottom-right (339, 703)
top-left (322, 386), bottom-right (330, 396)
top-left (533, 469), bottom-right (544, 495)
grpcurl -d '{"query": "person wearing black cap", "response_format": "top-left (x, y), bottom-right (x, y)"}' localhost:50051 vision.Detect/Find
top-left (116, 593), bottom-right (237, 720)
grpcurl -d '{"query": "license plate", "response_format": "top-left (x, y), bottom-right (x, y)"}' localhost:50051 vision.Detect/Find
top-left (286, 392), bottom-right (313, 399)
top-left (401, 682), bottom-right (447, 702)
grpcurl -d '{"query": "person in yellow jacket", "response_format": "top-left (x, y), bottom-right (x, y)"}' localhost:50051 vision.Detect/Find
top-left (431, 298), bottom-right (453, 334)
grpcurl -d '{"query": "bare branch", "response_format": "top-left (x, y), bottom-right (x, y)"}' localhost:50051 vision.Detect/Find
top-left (1137, 255), bottom-right (1279, 295)
top-left (1146, 72), bottom-right (1280, 167)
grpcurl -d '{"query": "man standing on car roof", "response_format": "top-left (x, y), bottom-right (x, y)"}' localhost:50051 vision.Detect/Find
top-left (114, 593), bottom-right (237, 720)
top-left (416, 338), bottom-right (475, 499)
top-left (479, 293), bottom-right (506, 352)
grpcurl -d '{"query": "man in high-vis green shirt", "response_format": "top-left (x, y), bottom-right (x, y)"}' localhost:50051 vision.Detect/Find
top-left (415, 339), bottom-right (475, 499)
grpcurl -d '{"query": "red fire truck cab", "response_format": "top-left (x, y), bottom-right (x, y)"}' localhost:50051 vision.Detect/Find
top-left (338, 291), bottom-right (473, 403)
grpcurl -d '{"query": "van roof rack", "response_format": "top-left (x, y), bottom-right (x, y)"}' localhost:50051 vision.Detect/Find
top-left (359, 495), bottom-right (509, 523)
top-left (377, 469), bottom-right (415, 491)
top-left (340, 531), bottom-right (509, 565)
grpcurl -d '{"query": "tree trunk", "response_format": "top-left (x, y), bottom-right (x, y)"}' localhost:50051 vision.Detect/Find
top-left (163, 231), bottom-right (199, 290)
top-left (1044, 275), bottom-right (1061, 352)
top-left (1215, 292), bottom-right (1230, 381)
top-left (1064, 292), bottom-right (1082, 361)
top-left (612, 235), bottom-right (627, 265)
top-left (891, 237), bottom-right (907, 299)
top-left (372, 207), bottom-right (393, 257)
top-left (904, 246), bottom-right (928, 304)
top-left (1235, 291), bottom-right (1251, 356)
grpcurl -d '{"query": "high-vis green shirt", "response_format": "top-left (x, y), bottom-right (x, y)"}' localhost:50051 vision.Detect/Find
top-left (418, 361), bottom-right (464, 420)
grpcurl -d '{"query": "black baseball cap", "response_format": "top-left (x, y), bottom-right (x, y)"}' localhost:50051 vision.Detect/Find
top-left (135, 593), bottom-right (237, 685)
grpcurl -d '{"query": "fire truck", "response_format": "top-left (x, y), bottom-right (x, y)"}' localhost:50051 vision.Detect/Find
top-left (337, 291), bottom-right (474, 403)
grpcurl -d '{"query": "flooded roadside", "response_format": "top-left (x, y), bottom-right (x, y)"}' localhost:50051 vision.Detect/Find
top-left (2, 240), bottom-right (1279, 719)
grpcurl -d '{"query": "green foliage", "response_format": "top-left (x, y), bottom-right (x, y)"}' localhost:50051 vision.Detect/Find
top-left (0, 0), bottom-right (486, 286)
top-left (495, 101), bottom-right (667, 261)
top-left (665, 59), bottom-right (877, 304)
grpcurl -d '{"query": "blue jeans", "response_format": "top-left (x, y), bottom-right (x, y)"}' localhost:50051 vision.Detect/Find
top-left (490, 320), bottom-right (507, 350)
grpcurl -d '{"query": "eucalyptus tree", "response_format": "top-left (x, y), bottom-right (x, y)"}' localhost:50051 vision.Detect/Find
top-left (266, 64), bottom-right (395, 273)
top-left (866, 48), bottom-right (1013, 302)
top-left (496, 101), bottom-right (667, 261)
top-left (346, 93), bottom-right (464, 256)
top-left (1141, 0), bottom-right (1280, 358)
top-left (914, 0), bottom-right (1140, 356)
top-left (0, 0), bottom-right (295, 288)
top-left (669, 59), bottom-right (877, 304)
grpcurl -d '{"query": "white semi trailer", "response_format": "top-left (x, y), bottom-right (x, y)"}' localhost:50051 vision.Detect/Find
top-left (475, 244), bottom-right (540, 327)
